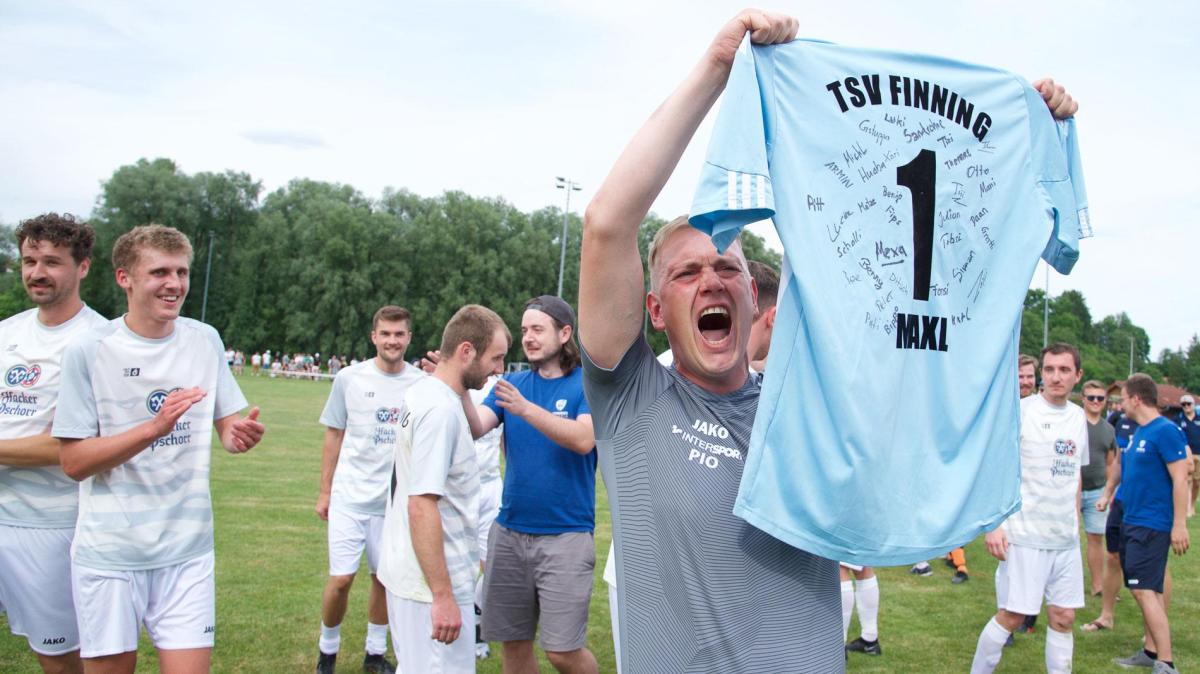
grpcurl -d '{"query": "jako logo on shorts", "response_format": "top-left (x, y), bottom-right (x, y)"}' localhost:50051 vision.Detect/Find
top-left (4, 364), bottom-right (41, 388)
top-left (375, 407), bottom-right (401, 424)
top-left (147, 387), bottom-right (184, 415)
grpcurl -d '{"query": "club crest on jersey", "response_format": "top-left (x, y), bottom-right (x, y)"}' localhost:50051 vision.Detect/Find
top-left (1054, 438), bottom-right (1077, 456)
top-left (147, 387), bottom-right (183, 415)
top-left (375, 407), bottom-right (401, 424)
top-left (555, 399), bottom-right (567, 412)
top-left (4, 364), bottom-right (41, 388)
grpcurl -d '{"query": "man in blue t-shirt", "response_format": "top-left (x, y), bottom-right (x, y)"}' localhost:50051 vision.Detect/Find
top-left (1176, 394), bottom-right (1199, 517)
top-left (470, 295), bottom-right (598, 674)
top-left (1103, 374), bottom-right (1190, 673)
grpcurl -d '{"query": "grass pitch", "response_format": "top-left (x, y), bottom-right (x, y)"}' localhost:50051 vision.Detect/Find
top-left (2, 374), bottom-right (1197, 672)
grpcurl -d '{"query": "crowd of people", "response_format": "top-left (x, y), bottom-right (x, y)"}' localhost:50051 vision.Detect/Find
top-left (1, 10), bottom-right (1197, 674)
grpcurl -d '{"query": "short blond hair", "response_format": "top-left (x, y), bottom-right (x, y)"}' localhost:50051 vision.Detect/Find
top-left (440, 305), bottom-right (511, 356)
top-left (647, 215), bottom-right (746, 292)
top-left (111, 224), bottom-right (194, 272)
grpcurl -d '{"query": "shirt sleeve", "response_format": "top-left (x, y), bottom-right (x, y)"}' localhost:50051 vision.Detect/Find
top-left (1160, 425), bottom-right (1190, 465)
top-left (1024, 84), bottom-right (1088, 274)
top-left (581, 336), bottom-right (672, 441)
top-left (319, 372), bottom-right (349, 429)
top-left (688, 37), bottom-right (777, 253)
top-left (51, 337), bottom-right (100, 439)
top-left (482, 377), bottom-right (504, 424)
top-left (206, 326), bottom-right (248, 419)
top-left (407, 403), bottom-right (462, 497)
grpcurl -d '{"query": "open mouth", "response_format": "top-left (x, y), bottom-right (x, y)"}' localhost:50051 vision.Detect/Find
top-left (697, 306), bottom-right (732, 344)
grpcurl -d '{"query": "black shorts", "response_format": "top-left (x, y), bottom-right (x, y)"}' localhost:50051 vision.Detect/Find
top-left (1119, 524), bottom-right (1170, 593)
top-left (1104, 499), bottom-right (1124, 554)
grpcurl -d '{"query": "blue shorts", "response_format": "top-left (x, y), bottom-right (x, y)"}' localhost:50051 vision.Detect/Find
top-left (1104, 499), bottom-right (1123, 554)
top-left (1119, 524), bottom-right (1170, 593)
top-left (1080, 488), bottom-right (1106, 535)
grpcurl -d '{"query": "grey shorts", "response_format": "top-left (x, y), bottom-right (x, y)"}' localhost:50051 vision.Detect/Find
top-left (480, 523), bottom-right (595, 651)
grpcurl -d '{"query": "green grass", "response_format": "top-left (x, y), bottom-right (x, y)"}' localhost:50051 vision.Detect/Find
top-left (1, 374), bottom-right (1197, 672)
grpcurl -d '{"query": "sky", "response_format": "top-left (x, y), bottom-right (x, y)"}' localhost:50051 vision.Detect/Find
top-left (2, 0), bottom-right (1196, 355)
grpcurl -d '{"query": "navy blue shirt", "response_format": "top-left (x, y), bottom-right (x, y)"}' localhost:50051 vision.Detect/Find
top-left (1121, 417), bottom-right (1189, 532)
top-left (1176, 412), bottom-right (1200, 450)
top-left (485, 367), bottom-right (596, 534)
top-left (1112, 413), bottom-right (1139, 502)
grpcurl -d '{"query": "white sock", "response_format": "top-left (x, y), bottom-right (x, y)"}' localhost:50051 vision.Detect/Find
top-left (1045, 627), bottom-right (1073, 674)
top-left (970, 617), bottom-right (1010, 674)
top-left (855, 576), bottom-right (880, 642)
top-left (319, 622), bottom-right (341, 655)
top-left (365, 622), bottom-right (388, 656)
top-left (840, 580), bottom-right (855, 640)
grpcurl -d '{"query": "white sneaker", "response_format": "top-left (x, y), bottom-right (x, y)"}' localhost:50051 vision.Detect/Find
top-left (475, 642), bottom-right (490, 659)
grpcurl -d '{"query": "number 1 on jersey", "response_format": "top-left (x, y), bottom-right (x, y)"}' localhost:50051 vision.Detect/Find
top-left (895, 149), bottom-right (935, 302)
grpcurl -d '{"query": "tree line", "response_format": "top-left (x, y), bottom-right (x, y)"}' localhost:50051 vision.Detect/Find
top-left (1, 157), bottom-right (1195, 392)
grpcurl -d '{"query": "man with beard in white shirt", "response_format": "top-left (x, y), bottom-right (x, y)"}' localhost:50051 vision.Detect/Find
top-left (0, 213), bottom-right (108, 674)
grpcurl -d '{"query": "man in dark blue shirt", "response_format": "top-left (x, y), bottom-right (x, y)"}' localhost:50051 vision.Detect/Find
top-left (1176, 394), bottom-right (1199, 518)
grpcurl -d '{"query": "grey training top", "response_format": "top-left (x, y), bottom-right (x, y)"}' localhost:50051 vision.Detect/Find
top-left (1083, 417), bottom-right (1116, 491)
top-left (583, 337), bottom-right (842, 674)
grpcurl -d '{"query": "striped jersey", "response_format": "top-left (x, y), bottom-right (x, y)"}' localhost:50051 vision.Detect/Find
top-left (582, 339), bottom-right (842, 673)
top-left (470, 376), bottom-right (502, 487)
top-left (689, 39), bottom-right (1089, 565)
top-left (1005, 393), bottom-right (1089, 550)
top-left (0, 305), bottom-right (107, 528)
top-left (319, 359), bottom-right (426, 515)
top-left (52, 317), bottom-right (247, 570)
top-left (377, 376), bottom-right (480, 605)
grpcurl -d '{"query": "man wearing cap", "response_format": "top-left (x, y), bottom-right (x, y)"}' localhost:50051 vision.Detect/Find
top-left (1177, 394), bottom-right (1199, 517)
top-left (469, 295), bottom-right (599, 674)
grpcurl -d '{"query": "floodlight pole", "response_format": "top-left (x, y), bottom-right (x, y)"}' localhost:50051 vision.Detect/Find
top-left (1042, 264), bottom-right (1049, 348)
top-left (201, 231), bottom-right (215, 323)
top-left (555, 177), bottom-right (582, 298)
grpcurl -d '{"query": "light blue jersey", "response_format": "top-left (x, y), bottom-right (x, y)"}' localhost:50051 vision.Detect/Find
top-left (689, 39), bottom-right (1089, 565)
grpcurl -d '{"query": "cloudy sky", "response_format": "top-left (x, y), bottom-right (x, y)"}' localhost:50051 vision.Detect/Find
top-left (2, 0), bottom-right (1196, 354)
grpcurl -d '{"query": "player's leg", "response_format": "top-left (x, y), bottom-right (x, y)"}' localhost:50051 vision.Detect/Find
top-left (318, 505), bottom-right (367, 669)
top-left (971, 546), bottom-right (1044, 674)
top-left (34, 652), bottom-right (82, 674)
top-left (362, 514), bottom-right (394, 673)
top-left (1043, 546), bottom-right (1084, 674)
top-left (533, 532), bottom-right (598, 674)
top-left (475, 478), bottom-right (501, 659)
top-left (71, 561), bottom-right (144, 674)
top-left (847, 567), bottom-right (880, 654)
top-left (482, 525), bottom-right (539, 674)
top-left (1115, 525), bottom-right (1171, 667)
top-left (142, 552), bottom-right (216, 674)
top-left (948, 547), bottom-right (969, 584)
top-left (1080, 487), bottom-right (1108, 596)
top-left (0, 526), bottom-right (83, 674)
top-left (155, 649), bottom-right (211, 674)
top-left (838, 564), bottom-right (854, 641)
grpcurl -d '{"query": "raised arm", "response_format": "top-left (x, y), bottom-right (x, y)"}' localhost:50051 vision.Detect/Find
top-left (579, 10), bottom-right (798, 368)
top-left (59, 387), bottom-right (206, 480)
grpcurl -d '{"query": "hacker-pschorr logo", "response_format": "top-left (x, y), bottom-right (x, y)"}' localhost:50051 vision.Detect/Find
top-left (1053, 439), bottom-right (1077, 457)
top-left (147, 387), bottom-right (184, 415)
top-left (375, 407), bottom-right (402, 424)
top-left (4, 364), bottom-right (41, 388)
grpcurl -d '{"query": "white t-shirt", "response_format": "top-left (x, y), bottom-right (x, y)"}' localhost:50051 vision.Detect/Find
top-left (320, 359), bottom-right (426, 515)
top-left (0, 306), bottom-right (108, 528)
top-left (53, 317), bottom-right (247, 570)
top-left (469, 375), bottom-right (502, 487)
top-left (1004, 393), bottom-right (1089, 550)
top-left (377, 376), bottom-right (480, 605)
